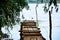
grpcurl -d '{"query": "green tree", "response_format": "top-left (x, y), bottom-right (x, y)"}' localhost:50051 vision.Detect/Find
top-left (44, 0), bottom-right (58, 40)
top-left (0, 0), bottom-right (28, 38)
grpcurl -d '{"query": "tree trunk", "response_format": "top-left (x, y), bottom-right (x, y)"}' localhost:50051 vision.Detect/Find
top-left (0, 26), bottom-right (1, 31)
top-left (49, 11), bottom-right (52, 40)
top-left (0, 26), bottom-right (2, 39)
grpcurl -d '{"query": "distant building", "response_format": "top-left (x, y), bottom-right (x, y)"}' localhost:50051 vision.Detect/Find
top-left (19, 20), bottom-right (45, 40)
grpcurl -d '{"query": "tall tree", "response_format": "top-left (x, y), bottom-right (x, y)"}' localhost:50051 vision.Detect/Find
top-left (0, 0), bottom-right (28, 38)
top-left (44, 0), bottom-right (58, 40)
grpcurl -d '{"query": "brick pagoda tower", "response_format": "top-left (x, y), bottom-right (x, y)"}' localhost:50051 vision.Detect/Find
top-left (19, 20), bottom-right (45, 40)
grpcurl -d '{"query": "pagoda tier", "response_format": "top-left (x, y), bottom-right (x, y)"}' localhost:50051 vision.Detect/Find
top-left (19, 20), bottom-right (45, 40)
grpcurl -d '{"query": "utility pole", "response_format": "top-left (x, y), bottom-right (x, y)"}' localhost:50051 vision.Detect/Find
top-left (35, 0), bottom-right (39, 27)
top-left (49, 7), bottom-right (53, 40)
top-left (49, 11), bottom-right (52, 40)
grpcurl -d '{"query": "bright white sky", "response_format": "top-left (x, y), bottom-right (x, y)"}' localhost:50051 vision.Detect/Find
top-left (2, 3), bottom-right (60, 40)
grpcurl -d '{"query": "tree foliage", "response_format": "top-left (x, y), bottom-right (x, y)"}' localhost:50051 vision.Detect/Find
top-left (0, 0), bottom-right (28, 38)
top-left (0, 0), bottom-right (28, 27)
top-left (44, 0), bottom-right (58, 12)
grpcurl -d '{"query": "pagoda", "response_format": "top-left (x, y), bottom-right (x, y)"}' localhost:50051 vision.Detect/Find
top-left (19, 20), bottom-right (45, 40)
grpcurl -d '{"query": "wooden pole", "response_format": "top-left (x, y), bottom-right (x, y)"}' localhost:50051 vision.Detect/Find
top-left (49, 11), bottom-right (52, 40)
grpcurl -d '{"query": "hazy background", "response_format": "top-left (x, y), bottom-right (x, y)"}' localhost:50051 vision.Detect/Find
top-left (1, 2), bottom-right (60, 40)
